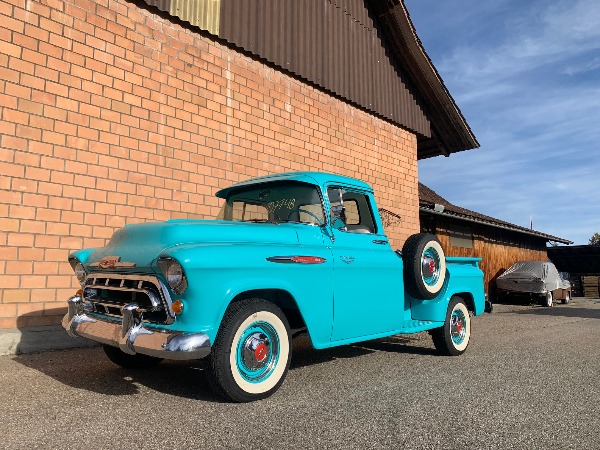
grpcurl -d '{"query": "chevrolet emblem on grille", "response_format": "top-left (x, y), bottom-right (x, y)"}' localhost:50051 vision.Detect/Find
top-left (90, 256), bottom-right (136, 269)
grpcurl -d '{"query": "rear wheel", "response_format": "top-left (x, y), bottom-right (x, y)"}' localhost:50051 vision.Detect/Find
top-left (103, 345), bottom-right (163, 369)
top-left (431, 297), bottom-right (471, 356)
top-left (207, 299), bottom-right (291, 402)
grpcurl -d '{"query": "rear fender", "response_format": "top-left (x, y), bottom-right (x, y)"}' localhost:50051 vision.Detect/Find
top-left (410, 258), bottom-right (485, 321)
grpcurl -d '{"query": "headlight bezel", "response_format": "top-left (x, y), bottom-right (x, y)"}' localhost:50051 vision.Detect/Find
top-left (69, 257), bottom-right (87, 286)
top-left (158, 257), bottom-right (188, 295)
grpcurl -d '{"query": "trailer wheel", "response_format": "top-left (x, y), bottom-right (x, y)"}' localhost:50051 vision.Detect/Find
top-left (562, 292), bottom-right (571, 304)
top-left (402, 233), bottom-right (446, 299)
top-left (207, 299), bottom-right (291, 402)
top-left (543, 291), bottom-right (553, 307)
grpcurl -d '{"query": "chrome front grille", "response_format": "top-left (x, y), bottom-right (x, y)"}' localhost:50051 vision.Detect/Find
top-left (83, 273), bottom-right (174, 324)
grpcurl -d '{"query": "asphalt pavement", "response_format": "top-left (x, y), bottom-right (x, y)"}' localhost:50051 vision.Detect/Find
top-left (1, 298), bottom-right (598, 449)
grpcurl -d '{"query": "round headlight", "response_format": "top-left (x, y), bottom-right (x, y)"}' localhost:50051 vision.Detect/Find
top-left (158, 257), bottom-right (187, 294)
top-left (74, 262), bottom-right (86, 283)
top-left (166, 262), bottom-right (183, 289)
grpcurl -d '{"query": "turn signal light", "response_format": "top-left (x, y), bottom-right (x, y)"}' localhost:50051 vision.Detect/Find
top-left (172, 300), bottom-right (184, 315)
top-left (76, 289), bottom-right (83, 298)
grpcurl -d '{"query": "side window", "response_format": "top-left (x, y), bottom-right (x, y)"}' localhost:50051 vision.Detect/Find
top-left (327, 187), bottom-right (376, 234)
top-left (449, 225), bottom-right (473, 249)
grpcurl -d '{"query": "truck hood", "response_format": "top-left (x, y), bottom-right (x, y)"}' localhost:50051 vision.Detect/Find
top-left (85, 220), bottom-right (300, 269)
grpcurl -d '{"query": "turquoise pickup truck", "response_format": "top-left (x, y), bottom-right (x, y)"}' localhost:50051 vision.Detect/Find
top-left (63, 172), bottom-right (485, 402)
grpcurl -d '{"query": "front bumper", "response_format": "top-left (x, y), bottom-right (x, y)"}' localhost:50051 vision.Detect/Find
top-left (62, 295), bottom-right (211, 360)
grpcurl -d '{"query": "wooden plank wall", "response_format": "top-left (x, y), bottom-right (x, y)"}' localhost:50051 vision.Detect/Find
top-left (429, 221), bottom-right (549, 298)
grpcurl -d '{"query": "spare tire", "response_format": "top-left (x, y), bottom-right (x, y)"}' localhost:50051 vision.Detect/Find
top-left (402, 233), bottom-right (446, 300)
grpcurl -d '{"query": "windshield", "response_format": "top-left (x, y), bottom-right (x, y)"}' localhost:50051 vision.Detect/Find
top-left (217, 181), bottom-right (325, 225)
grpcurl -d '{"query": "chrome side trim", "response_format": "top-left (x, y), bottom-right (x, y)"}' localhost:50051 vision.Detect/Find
top-left (62, 299), bottom-right (211, 360)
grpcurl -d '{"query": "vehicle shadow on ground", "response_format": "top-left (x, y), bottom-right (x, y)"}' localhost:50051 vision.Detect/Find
top-left (290, 335), bottom-right (374, 369)
top-left (12, 333), bottom-right (436, 402)
top-left (352, 335), bottom-right (438, 356)
top-left (13, 349), bottom-right (226, 402)
top-left (516, 306), bottom-right (600, 320)
top-left (290, 333), bottom-right (436, 369)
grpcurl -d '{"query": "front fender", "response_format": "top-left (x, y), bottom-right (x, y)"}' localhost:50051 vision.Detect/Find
top-left (159, 243), bottom-right (334, 346)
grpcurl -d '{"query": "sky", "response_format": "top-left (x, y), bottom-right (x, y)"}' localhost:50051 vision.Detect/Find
top-left (404, 0), bottom-right (600, 245)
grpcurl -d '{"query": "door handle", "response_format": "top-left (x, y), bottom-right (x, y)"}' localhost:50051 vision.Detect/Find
top-left (372, 239), bottom-right (388, 245)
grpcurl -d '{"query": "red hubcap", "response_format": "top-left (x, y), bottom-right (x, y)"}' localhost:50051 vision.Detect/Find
top-left (429, 261), bottom-right (436, 273)
top-left (255, 343), bottom-right (267, 362)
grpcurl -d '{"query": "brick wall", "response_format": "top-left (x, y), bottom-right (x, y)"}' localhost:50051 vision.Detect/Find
top-left (0, 0), bottom-right (419, 330)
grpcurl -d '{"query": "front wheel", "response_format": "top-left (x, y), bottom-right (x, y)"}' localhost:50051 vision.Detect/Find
top-left (431, 297), bottom-right (471, 356)
top-left (207, 299), bottom-right (291, 402)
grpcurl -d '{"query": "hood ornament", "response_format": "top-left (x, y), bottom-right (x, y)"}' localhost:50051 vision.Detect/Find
top-left (90, 256), bottom-right (136, 269)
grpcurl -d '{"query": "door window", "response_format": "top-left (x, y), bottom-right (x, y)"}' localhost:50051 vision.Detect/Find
top-left (327, 187), bottom-right (376, 234)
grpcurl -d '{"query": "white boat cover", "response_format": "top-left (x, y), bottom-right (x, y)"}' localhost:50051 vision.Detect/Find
top-left (496, 261), bottom-right (570, 294)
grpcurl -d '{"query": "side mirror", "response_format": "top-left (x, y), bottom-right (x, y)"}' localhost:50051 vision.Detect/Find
top-left (331, 217), bottom-right (346, 230)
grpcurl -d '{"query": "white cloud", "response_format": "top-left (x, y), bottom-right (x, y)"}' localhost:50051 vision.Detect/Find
top-left (437, 0), bottom-right (600, 99)
top-left (414, 0), bottom-right (600, 244)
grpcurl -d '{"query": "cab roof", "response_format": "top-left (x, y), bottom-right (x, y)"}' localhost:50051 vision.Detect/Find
top-left (216, 172), bottom-right (373, 198)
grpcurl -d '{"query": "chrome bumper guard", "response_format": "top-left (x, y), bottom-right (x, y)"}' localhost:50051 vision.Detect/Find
top-left (62, 295), bottom-right (211, 360)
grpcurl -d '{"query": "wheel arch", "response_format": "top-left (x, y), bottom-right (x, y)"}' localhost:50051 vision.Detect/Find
top-left (229, 288), bottom-right (308, 335)
top-left (452, 292), bottom-right (476, 313)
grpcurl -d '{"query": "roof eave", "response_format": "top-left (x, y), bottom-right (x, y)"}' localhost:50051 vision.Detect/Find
top-left (420, 206), bottom-right (573, 245)
top-left (370, 0), bottom-right (479, 159)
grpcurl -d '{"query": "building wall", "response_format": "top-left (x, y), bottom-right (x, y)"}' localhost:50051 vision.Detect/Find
top-left (422, 216), bottom-right (549, 296)
top-left (0, 0), bottom-right (419, 330)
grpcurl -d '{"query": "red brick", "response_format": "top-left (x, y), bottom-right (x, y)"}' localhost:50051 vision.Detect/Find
top-left (16, 247), bottom-right (43, 261)
top-left (45, 221), bottom-right (69, 235)
top-left (20, 73), bottom-right (46, 90)
top-left (18, 99), bottom-right (44, 115)
top-left (22, 193), bottom-right (48, 208)
top-left (0, 318), bottom-right (18, 328)
top-left (0, 275), bottom-right (20, 289)
top-left (13, 32), bottom-right (38, 51)
top-left (0, 41), bottom-right (21, 58)
top-left (19, 219), bottom-right (46, 234)
top-left (5, 261), bottom-right (33, 275)
top-left (7, 232), bottom-right (35, 247)
top-left (8, 204), bottom-right (35, 219)
top-left (3, 108), bottom-right (29, 125)
top-left (24, 166), bottom-right (50, 182)
top-left (30, 289), bottom-right (57, 302)
top-left (17, 303), bottom-right (46, 317)
top-left (0, 218), bottom-right (19, 232)
top-left (0, 304), bottom-right (17, 318)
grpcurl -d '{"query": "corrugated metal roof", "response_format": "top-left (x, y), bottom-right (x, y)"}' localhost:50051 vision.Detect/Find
top-left (218, 0), bottom-right (430, 137)
top-left (145, 0), bottom-right (220, 35)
